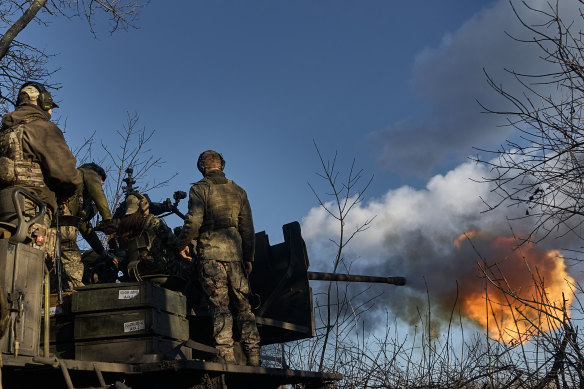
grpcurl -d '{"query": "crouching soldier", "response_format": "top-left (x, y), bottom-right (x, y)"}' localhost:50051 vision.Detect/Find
top-left (114, 193), bottom-right (184, 284)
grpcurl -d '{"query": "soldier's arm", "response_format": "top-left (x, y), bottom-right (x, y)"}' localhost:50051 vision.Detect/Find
top-left (83, 169), bottom-right (113, 220)
top-left (177, 183), bottom-right (206, 249)
top-left (23, 123), bottom-right (81, 200)
top-left (238, 190), bottom-right (255, 263)
top-left (80, 229), bottom-right (107, 256)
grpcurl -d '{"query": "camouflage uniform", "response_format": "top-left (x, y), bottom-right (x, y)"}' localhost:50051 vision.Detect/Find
top-left (59, 167), bottom-right (113, 290)
top-left (0, 103), bottom-right (81, 261)
top-left (58, 205), bottom-right (84, 290)
top-left (177, 169), bottom-right (260, 365)
top-left (117, 194), bottom-right (182, 279)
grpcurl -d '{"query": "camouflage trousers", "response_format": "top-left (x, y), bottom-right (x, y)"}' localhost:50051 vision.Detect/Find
top-left (51, 205), bottom-right (84, 291)
top-left (198, 259), bottom-right (260, 359)
top-left (57, 238), bottom-right (85, 291)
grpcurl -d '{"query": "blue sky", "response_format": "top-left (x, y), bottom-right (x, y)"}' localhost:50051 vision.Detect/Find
top-left (15, 0), bottom-right (582, 332)
top-left (18, 0), bottom-right (498, 238)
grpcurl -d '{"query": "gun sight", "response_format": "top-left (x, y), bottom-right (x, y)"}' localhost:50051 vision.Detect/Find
top-left (173, 191), bottom-right (187, 201)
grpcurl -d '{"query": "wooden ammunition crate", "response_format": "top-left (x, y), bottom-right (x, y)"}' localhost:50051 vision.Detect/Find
top-left (71, 282), bottom-right (186, 316)
top-left (75, 336), bottom-right (192, 363)
top-left (74, 308), bottom-right (189, 341)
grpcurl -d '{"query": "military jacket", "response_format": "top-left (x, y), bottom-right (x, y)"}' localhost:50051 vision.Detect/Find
top-left (0, 104), bottom-right (81, 212)
top-left (66, 167), bottom-right (113, 235)
top-left (178, 170), bottom-right (255, 262)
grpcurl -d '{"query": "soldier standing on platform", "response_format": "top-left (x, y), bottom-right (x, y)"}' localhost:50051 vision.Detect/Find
top-left (59, 162), bottom-right (117, 290)
top-left (177, 150), bottom-right (261, 366)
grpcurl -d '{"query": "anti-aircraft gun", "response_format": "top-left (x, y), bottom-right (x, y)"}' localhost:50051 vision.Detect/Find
top-left (0, 179), bottom-right (406, 388)
top-left (247, 222), bottom-right (406, 345)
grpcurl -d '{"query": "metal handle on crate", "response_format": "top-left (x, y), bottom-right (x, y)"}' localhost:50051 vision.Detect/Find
top-left (10, 188), bottom-right (47, 244)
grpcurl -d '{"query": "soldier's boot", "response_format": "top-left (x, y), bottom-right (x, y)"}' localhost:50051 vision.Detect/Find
top-left (218, 348), bottom-right (236, 364)
top-left (247, 353), bottom-right (260, 367)
top-left (245, 346), bottom-right (260, 367)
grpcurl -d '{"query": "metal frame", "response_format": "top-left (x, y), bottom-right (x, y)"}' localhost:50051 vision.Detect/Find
top-left (2, 354), bottom-right (341, 388)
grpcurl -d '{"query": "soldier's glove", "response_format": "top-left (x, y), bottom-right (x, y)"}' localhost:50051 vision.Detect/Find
top-left (97, 219), bottom-right (118, 235)
top-left (102, 251), bottom-right (119, 268)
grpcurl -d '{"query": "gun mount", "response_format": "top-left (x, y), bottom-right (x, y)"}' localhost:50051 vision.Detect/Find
top-left (248, 221), bottom-right (406, 345)
top-left (121, 167), bottom-right (137, 195)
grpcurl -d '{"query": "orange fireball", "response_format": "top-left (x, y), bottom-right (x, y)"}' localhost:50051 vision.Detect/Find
top-left (455, 231), bottom-right (575, 345)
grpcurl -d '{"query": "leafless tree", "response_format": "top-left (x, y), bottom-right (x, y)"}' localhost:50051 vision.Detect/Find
top-left (0, 0), bottom-right (147, 113)
top-left (73, 112), bottom-right (177, 222)
top-left (307, 141), bottom-right (375, 373)
top-left (102, 112), bottom-right (177, 214)
top-left (473, 0), bottom-right (584, 246)
top-left (474, 249), bottom-right (584, 388)
top-left (467, 0), bottom-right (584, 386)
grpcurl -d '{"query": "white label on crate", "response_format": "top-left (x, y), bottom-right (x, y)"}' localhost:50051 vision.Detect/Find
top-left (118, 289), bottom-right (140, 300)
top-left (49, 306), bottom-right (61, 315)
top-left (124, 320), bottom-right (145, 333)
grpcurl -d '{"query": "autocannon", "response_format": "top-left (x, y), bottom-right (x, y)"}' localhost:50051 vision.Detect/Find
top-left (307, 271), bottom-right (406, 285)
top-left (248, 221), bottom-right (406, 345)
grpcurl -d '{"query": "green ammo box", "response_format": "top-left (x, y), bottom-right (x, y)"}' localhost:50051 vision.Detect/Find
top-left (71, 282), bottom-right (186, 316)
top-left (75, 336), bottom-right (192, 363)
top-left (74, 308), bottom-right (189, 341)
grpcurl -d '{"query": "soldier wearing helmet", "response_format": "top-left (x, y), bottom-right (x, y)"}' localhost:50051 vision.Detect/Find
top-left (0, 82), bottom-right (81, 261)
top-left (59, 162), bottom-right (117, 290)
top-left (112, 192), bottom-right (181, 283)
top-left (177, 150), bottom-right (260, 366)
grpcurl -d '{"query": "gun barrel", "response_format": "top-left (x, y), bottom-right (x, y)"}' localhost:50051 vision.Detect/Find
top-left (307, 272), bottom-right (406, 286)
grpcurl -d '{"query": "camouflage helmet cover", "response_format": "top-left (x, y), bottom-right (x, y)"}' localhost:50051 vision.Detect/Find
top-left (124, 194), bottom-right (149, 216)
top-left (197, 150), bottom-right (225, 174)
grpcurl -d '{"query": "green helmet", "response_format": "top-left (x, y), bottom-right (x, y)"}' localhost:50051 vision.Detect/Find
top-left (197, 150), bottom-right (225, 174)
top-left (124, 194), bottom-right (149, 216)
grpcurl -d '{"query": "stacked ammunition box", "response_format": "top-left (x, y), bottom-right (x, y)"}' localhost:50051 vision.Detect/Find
top-left (71, 282), bottom-right (191, 363)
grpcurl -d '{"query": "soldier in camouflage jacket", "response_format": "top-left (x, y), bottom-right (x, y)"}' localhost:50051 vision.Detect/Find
top-left (178, 150), bottom-right (260, 366)
top-left (0, 82), bottom-right (81, 260)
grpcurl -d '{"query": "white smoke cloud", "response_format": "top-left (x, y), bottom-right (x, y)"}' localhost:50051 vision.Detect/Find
top-left (301, 158), bottom-right (582, 327)
top-left (369, 0), bottom-right (581, 176)
top-left (303, 160), bottom-right (504, 271)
